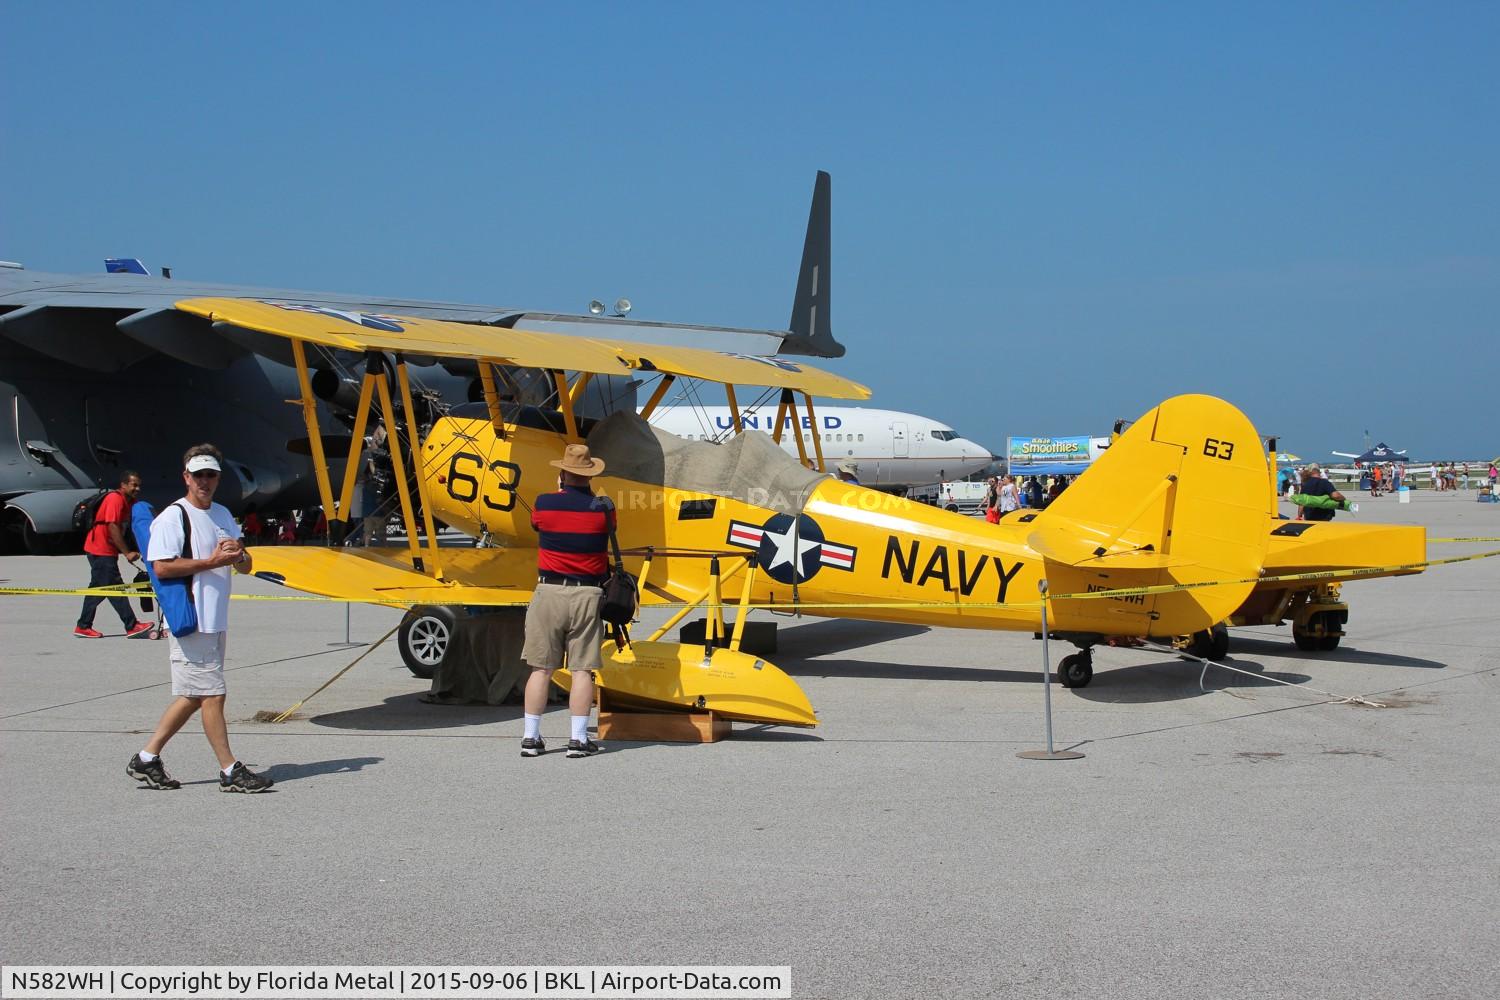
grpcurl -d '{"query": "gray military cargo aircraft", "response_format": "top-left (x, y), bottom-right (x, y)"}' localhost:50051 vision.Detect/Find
top-left (0, 173), bottom-right (841, 553)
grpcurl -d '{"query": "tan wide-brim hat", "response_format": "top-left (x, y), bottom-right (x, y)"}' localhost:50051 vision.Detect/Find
top-left (837, 461), bottom-right (859, 475)
top-left (550, 443), bottom-right (605, 476)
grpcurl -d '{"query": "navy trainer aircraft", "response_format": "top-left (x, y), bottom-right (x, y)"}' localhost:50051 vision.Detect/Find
top-left (0, 173), bottom-right (843, 552)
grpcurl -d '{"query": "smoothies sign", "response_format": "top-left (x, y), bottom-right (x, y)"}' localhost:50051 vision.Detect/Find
top-left (1008, 436), bottom-right (1093, 469)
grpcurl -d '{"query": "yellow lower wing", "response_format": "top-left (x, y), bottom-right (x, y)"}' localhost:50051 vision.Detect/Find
top-left (247, 546), bottom-right (539, 606)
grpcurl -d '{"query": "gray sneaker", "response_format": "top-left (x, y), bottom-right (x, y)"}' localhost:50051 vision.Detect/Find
top-left (520, 736), bottom-right (546, 758)
top-left (219, 762), bottom-right (274, 793)
top-left (126, 753), bottom-right (180, 790)
top-left (566, 739), bottom-right (601, 758)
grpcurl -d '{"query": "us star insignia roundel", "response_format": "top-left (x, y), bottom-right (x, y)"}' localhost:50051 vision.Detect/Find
top-left (726, 513), bottom-right (857, 585)
top-left (265, 302), bottom-right (408, 333)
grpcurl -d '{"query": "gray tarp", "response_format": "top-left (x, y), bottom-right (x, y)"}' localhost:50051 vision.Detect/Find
top-left (587, 412), bottom-right (828, 515)
top-left (421, 609), bottom-right (530, 706)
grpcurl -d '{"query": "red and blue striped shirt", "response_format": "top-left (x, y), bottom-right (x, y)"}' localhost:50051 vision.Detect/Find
top-left (531, 486), bottom-right (616, 580)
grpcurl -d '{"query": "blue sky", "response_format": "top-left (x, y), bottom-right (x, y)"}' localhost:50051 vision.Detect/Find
top-left (4, 4), bottom-right (1496, 460)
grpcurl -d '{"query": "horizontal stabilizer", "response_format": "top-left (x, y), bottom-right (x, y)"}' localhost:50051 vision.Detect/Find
top-left (1026, 520), bottom-right (1197, 570)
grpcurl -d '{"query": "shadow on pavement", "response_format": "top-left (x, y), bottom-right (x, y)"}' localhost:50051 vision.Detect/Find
top-left (1070, 656), bottom-right (1313, 705)
top-left (262, 757), bottom-right (384, 782)
top-left (780, 657), bottom-right (1040, 684)
top-left (777, 619), bottom-right (931, 658)
top-left (1229, 635), bottom-right (1447, 669)
top-left (309, 692), bottom-right (520, 731)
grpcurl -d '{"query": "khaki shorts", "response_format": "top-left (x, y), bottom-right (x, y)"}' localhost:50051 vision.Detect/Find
top-left (168, 631), bottom-right (228, 697)
top-left (522, 583), bottom-right (604, 673)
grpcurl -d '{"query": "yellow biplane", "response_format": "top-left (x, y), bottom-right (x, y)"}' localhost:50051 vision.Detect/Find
top-left (175, 297), bottom-right (1424, 726)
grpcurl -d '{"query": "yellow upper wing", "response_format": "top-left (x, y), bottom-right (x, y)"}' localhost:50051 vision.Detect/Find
top-left (176, 297), bottom-right (871, 399)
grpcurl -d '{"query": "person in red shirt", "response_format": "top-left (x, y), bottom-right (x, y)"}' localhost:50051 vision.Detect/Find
top-left (519, 444), bottom-right (616, 758)
top-left (76, 471), bottom-right (153, 638)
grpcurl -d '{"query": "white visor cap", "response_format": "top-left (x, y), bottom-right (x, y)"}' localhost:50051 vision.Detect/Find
top-left (185, 455), bottom-right (222, 474)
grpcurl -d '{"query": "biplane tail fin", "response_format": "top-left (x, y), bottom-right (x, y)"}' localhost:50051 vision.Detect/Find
top-left (1030, 394), bottom-right (1272, 630)
top-left (779, 170), bottom-right (846, 358)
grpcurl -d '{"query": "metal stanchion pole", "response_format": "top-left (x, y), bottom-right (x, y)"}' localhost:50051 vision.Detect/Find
top-left (1018, 578), bottom-right (1084, 761)
top-left (327, 601), bottom-right (358, 647)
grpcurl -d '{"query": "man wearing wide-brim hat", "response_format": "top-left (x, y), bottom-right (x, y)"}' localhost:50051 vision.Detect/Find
top-left (519, 443), bottom-right (615, 758)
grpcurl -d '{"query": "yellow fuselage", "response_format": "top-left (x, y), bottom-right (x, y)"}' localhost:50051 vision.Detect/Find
top-left (422, 416), bottom-right (1248, 640)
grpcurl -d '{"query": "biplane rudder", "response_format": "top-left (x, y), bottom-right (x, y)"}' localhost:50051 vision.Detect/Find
top-left (1036, 394), bottom-right (1273, 637)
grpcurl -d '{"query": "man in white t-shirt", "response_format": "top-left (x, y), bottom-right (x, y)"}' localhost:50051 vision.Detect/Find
top-left (126, 444), bottom-right (274, 794)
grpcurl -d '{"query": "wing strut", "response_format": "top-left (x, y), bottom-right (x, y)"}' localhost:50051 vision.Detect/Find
top-left (725, 385), bottom-right (744, 434)
top-left (771, 389), bottom-right (792, 445)
top-left (477, 361), bottom-right (507, 439)
top-left (332, 358), bottom-right (379, 537)
top-left (396, 355), bottom-right (446, 581)
top-left (638, 374), bottom-right (676, 419)
top-left (289, 340), bottom-right (339, 519)
top-left (552, 371), bottom-right (579, 439)
top-left (645, 556), bottom-right (751, 642)
top-left (374, 367), bottom-right (425, 573)
top-left (802, 392), bottom-right (826, 472)
top-left (568, 372), bottom-right (594, 408)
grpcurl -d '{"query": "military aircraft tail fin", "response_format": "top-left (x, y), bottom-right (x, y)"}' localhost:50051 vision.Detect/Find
top-left (1030, 394), bottom-right (1272, 630)
top-left (779, 170), bottom-right (846, 358)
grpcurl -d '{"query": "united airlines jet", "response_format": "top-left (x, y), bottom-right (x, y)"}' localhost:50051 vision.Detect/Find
top-left (645, 406), bottom-right (995, 488)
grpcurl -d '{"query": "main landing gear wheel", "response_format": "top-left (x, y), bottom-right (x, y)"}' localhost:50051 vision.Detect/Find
top-left (1185, 623), bottom-right (1230, 660)
top-left (1057, 651), bottom-right (1094, 688)
top-left (398, 605), bottom-right (457, 678)
top-left (1293, 611), bottom-right (1343, 652)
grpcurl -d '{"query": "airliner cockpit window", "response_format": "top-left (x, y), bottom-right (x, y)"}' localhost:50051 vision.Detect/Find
top-left (931, 430), bottom-right (958, 441)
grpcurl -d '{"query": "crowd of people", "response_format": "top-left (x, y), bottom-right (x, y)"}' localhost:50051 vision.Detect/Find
top-left (1278, 460), bottom-right (1499, 498)
top-left (1423, 461), bottom-right (1493, 492)
top-left (982, 474), bottom-right (1070, 521)
top-left (239, 508), bottom-right (329, 546)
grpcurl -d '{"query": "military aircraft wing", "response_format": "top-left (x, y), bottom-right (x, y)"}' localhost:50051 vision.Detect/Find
top-left (248, 545), bottom-right (540, 607)
top-left (176, 297), bottom-right (871, 400)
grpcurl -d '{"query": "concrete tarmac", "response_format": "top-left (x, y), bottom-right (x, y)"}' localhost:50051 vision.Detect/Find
top-left (1, 492), bottom-right (1496, 998)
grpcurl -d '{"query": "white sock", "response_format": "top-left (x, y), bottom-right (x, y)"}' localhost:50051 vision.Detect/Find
top-left (222, 762), bottom-right (239, 777)
top-left (137, 750), bottom-right (157, 763)
top-left (524, 714), bottom-right (542, 740)
top-left (571, 715), bottom-right (590, 743)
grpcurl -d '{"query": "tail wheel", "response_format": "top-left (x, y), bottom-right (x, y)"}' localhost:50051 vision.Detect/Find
top-left (1293, 610), bottom-right (1344, 652)
top-left (398, 605), bottom-right (458, 678)
top-left (1185, 623), bottom-right (1230, 660)
top-left (1057, 651), bottom-right (1093, 688)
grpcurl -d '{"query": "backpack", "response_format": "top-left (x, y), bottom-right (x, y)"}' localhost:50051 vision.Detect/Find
top-left (71, 489), bottom-right (111, 532)
top-left (598, 525), bottom-right (638, 649)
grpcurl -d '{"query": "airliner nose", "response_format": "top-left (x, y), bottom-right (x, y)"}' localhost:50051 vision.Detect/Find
top-left (958, 440), bottom-right (994, 462)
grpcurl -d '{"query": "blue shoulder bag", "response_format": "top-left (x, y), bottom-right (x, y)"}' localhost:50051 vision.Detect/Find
top-left (132, 501), bottom-right (199, 638)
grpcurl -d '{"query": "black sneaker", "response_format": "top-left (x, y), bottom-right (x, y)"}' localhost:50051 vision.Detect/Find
top-left (566, 738), bottom-right (601, 758)
top-left (219, 762), bottom-right (274, 793)
top-left (126, 753), bottom-right (180, 790)
top-left (520, 736), bottom-right (546, 758)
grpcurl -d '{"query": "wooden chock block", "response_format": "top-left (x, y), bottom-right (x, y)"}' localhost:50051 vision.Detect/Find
top-left (596, 692), bottom-right (730, 743)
